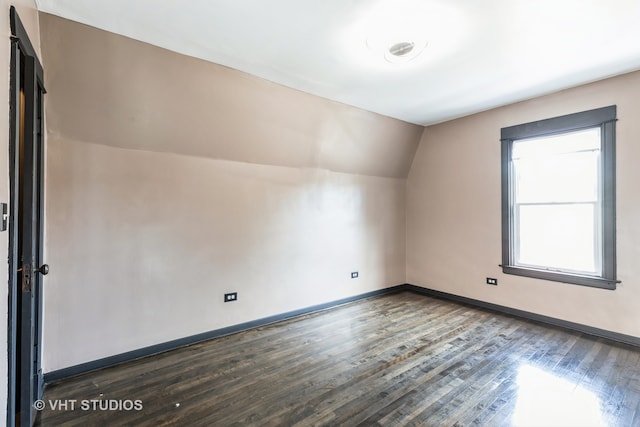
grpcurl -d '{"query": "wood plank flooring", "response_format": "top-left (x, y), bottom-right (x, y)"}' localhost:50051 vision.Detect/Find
top-left (35, 292), bottom-right (640, 426)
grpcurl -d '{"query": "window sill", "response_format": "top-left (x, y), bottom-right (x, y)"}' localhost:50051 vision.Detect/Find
top-left (501, 265), bottom-right (616, 290)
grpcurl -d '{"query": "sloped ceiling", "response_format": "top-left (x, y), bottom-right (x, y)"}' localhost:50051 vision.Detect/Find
top-left (37, 0), bottom-right (640, 125)
top-left (39, 14), bottom-right (423, 178)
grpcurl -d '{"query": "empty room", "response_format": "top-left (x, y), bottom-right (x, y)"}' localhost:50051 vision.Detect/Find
top-left (1, 0), bottom-right (640, 426)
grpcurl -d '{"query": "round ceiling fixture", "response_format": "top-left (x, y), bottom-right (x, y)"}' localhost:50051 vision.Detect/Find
top-left (389, 41), bottom-right (415, 56)
top-left (384, 40), bottom-right (427, 63)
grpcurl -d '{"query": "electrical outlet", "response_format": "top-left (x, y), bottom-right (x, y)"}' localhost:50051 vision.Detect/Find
top-left (486, 278), bottom-right (498, 286)
top-left (224, 292), bottom-right (237, 302)
top-left (351, 272), bottom-right (359, 279)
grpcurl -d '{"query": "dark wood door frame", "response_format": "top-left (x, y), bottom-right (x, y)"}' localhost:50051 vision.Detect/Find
top-left (8, 7), bottom-right (46, 427)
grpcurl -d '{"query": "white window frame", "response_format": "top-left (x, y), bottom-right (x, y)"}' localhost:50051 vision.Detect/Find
top-left (500, 106), bottom-right (617, 289)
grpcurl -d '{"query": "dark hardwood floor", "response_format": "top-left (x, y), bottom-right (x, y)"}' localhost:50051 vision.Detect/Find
top-left (36, 292), bottom-right (640, 426)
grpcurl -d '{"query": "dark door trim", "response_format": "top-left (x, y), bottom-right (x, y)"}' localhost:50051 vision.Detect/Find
top-left (9, 7), bottom-right (44, 85)
top-left (7, 29), bottom-right (19, 427)
top-left (7, 6), bottom-right (46, 426)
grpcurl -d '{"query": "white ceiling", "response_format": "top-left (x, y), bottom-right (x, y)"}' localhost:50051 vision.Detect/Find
top-left (37, 0), bottom-right (640, 125)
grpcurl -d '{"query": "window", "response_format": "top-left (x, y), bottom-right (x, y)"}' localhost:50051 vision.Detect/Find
top-left (501, 106), bottom-right (617, 289)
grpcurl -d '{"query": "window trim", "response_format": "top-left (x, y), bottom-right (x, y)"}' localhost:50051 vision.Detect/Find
top-left (500, 106), bottom-right (617, 290)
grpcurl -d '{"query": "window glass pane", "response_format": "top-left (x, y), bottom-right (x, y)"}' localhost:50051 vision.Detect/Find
top-left (514, 150), bottom-right (599, 203)
top-left (517, 204), bottom-right (598, 274)
top-left (512, 128), bottom-right (600, 159)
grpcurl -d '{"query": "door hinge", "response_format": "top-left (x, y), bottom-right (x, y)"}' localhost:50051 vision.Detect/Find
top-left (0, 203), bottom-right (7, 232)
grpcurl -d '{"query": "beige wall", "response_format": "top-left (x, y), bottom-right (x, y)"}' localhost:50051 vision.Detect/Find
top-left (40, 15), bottom-right (419, 372)
top-left (407, 71), bottom-right (640, 337)
top-left (0, 1), bottom-right (41, 421)
top-left (44, 138), bottom-right (407, 371)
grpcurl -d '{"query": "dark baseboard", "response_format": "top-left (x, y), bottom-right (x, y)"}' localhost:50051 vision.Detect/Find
top-left (43, 286), bottom-right (403, 384)
top-left (45, 282), bottom-right (640, 385)
top-left (403, 284), bottom-right (640, 348)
